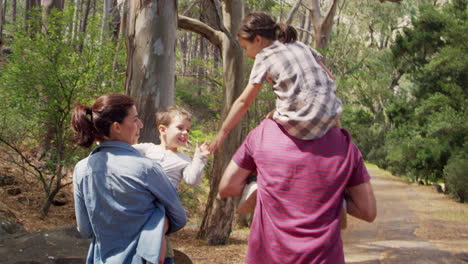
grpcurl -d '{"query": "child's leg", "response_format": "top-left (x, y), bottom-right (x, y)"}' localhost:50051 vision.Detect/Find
top-left (159, 217), bottom-right (169, 264)
top-left (340, 206), bottom-right (347, 230)
top-left (335, 117), bottom-right (342, 129)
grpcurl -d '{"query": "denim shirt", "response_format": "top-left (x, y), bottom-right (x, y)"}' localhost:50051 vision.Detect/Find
top-left (73, 141), bottom-right (187, 264)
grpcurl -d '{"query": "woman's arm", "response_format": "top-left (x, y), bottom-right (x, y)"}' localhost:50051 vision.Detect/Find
top-left (73, 180), bottom-right (93, 238)
top-left (147, 167), bottom-right (187, 234)
top-left (210, 83), bottom-right (262, 152)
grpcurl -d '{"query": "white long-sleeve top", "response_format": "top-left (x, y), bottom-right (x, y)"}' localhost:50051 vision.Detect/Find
top-left (133, 143), bottom-right (208, 189)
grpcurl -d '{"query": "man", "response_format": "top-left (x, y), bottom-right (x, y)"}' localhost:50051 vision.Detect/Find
top-left (219, 119), bottom-right (376, 264)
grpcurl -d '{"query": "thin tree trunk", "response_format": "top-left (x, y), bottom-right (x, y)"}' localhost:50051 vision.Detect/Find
top-left (42, 0), bottom-right (64, 33)
top-left (11, 0), bottom-right (15, 22)
top-left (80, 0), bottom-right (91, 33)
top-left (285, 0), bottom-right (302, 25)
top-left (117, 0), bottom-right (128, 42)
top-left (71, 0), bottom-right (81, 41)
top-left (303, 9), bottom-right (311, 44)
top-left (125, 0), bottom-right (177, 143)
top-left (197, 0), bottom-right (245, 245)
top-left (307, 0), bottom-right (339, 50)
top-left (178, 0), bottom-right (246, 245)
top-left (101, 0), bottom-right (111, 44)
top-left (0, 0), bottom-right (3, 43)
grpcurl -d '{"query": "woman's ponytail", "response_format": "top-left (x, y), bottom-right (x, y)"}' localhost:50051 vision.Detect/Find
top-left (276, 23), bottom-right (297, 43)
top-left (71, 103), bottom-right (96, 148)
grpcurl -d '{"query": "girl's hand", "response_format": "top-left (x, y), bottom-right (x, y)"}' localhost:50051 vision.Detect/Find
top-left (209, 131), bottom-right (227, 153)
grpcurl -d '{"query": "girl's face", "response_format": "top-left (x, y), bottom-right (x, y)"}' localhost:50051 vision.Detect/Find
top-left (160, 115), bottom-right (191, 151)
top-left (110, 105), bottom-right (143, 145)
top-left (238, 36), bottom-right (270, 59)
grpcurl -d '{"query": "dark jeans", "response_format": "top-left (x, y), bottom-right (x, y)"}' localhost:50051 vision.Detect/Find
top-left (164, 257), bottom-right (174, 264)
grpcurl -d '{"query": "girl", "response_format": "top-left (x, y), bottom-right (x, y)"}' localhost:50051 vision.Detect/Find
top-left (210, 11), bottom-right (342, 151)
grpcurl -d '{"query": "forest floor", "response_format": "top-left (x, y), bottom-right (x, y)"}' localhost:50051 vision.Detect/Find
top-left (1, 164), bottom-right (468, 263)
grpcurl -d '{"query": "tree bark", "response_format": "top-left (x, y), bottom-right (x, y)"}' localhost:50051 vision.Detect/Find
top-left (180, 0), bottom-right (246, 245)
top-left (101, 0), bottom-right (111, 43)
top-left (79, 0), bottom-right (91, 33)
top-left (0, 0), bottom-right (3, 44)
top-left (117, 0), bottom-right (129, 40)
top-left (302, 9), bottom-right (311, 44)
top-left (11, 0), bottom-right (15, 22)
top-left (25, 0), bottom-right (41, 33)
top-left (125, 0), bottom-right (177, 143)
top-left (71, 0), bottom-right (81, 41)
top-left (306, 0), bottom-right (339, 50)
top-left (285, 0), bottom-right (302, 25)
top-left (42, 0), bottom-right (64, 33)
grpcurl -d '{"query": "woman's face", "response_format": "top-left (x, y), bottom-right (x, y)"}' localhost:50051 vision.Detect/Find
top-left (110, 105), bottom-right (143, 145)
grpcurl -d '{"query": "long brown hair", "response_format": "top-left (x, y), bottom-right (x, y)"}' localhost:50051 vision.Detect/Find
top-left (70, 94), bottom-right (135, 148)
top-left (237, 11), bottom-right (297, 43)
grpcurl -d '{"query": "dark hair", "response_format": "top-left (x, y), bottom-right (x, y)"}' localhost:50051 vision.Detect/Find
top-left (156, 106), bottom-right (192, 128)
top-left (237, 11), bottom-right (297, 43)
top-left (71, 94), bottom-right (135, 148)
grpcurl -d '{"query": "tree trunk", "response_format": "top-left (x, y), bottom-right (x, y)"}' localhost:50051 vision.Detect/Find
top-left (125, 0), bottom-right (177, 144)
top-left (117, 0), bottom-right (129, 40)
top-left (71, 0), bottom-right (81, 41)
top-left (25, 0), bottom-right (41, 33)
top-left (42, 0), bottom-right (64, 33)
top-left (0, 0), bottom-right (3, 44)
top-left (79, 0), bottom-right (91, 33)
top-left (101, 0), bottom-right (111, 43)
top-left (302, 9), bottom-right (311, 44)
top-left (306, 0), bottom-right (338, 50)
top-left (11, 0), bottom-right (15, 22)
top-left (178, 0), bottom-right (246, 245)
top-left (197, 0), bottom-right (245, 245)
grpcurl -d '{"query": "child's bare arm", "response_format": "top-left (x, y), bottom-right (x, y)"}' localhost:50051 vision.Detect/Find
top-left (317, 60), bottom-right (334, 80)
top-left (210, 83), bottom-right (262, 153)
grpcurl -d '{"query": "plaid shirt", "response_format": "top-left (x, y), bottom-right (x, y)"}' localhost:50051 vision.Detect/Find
top-left (249, 41), bottom-right (342, 140)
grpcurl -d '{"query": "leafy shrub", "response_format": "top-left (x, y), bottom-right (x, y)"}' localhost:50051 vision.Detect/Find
top-left (444, 150), bottom-right (468, 202)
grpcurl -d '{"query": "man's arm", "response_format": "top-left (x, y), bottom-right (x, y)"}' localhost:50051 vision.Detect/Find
top-left (345, 181), bottom-right (377, 222)
top-left (218, 160), bottom-right (253, 198)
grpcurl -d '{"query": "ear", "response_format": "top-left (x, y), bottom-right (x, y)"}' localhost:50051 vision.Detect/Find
top-left (110, 122), bottom-right (121, 137)
top-left (254, 35), bottom-right (262, 44)
top-left (158, 125), bottom-right (166, 134)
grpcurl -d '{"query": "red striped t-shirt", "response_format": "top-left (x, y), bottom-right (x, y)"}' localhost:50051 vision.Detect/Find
top-left (233, 119), bottom-right (370, 264)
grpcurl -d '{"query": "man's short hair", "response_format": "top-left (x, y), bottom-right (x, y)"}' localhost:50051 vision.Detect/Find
top-left (156, 106), bottom-right (192, 128)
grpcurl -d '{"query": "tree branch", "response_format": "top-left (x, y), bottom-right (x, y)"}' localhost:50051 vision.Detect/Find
top-left (211, 0), bottom-right (238, 47)
top-left (178, 15), bottom-right (223, 48)
top-left (323, 0), bottom-right (339, 32)
top-left (379, 0), bottom-right (402, 3)
top-left (285, 0), bottom-right (303, 25)
top-left (0, 137), bottom-right (47, 191)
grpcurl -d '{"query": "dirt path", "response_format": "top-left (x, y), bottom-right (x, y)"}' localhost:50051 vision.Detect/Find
top-left (342, 166), bottom-right (468, 264)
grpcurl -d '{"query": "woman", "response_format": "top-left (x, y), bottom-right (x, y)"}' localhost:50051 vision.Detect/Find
top-left (71, 94), bottom-right (186, 264)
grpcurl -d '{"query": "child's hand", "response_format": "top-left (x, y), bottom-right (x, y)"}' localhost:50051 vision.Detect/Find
top-left (196, 141), bottom-right (211, 157)
top-left (209, 131), bottom-right (227, 153)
